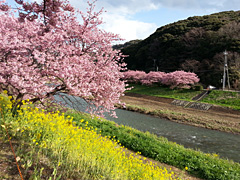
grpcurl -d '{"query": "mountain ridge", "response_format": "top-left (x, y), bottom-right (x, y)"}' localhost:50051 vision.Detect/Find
top-left (117, 10), bottom-right (240, 89)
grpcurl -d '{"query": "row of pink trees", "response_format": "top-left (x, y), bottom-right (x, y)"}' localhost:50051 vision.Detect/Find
top-left (0, 0), bottom-right (126, 117)
top-left (123, 70), bottom-right (200, 89)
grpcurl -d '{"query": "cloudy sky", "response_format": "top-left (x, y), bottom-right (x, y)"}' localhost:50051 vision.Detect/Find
top-left (7, 0), bottom-right (240, 42)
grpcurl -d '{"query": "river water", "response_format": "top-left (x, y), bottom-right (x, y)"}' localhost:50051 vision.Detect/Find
top-left (106, 109), bottom-right (240, 163)
top-left (54, 94), bottom-right (240, 163)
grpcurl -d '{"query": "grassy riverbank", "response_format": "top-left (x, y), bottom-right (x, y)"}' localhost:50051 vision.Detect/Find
top-left (127, 84), bottom-right (240, 110)
top-left (201, 90), bottom-right (240, 110)
top-left (0, 95), bottom-right (189, 180)
top-left (127, 84), bottom-right (201, 101)
top-left (68, 112), bottom-right (240, 180)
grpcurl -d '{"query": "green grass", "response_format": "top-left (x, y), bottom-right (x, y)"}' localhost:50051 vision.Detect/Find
top-left (127, 84), bottom-right (201, 101)
top-left (127, 84), bottom-right (240, 110)
top-left (68, 111), bottom-right (240, 180)
top-left (201, 90), bottom-right (240, 110)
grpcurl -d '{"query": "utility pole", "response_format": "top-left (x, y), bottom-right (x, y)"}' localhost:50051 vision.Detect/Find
top-left (223, 50), bottom-right (230, 90)
top-left (153, 59), bottom-right (156, 71)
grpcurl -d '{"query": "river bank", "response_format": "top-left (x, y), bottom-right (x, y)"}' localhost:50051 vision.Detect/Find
top-left (119, 93), bottom-right (240, 135)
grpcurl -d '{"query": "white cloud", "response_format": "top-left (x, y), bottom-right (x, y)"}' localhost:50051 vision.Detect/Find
top-left (101, 13), bottom-right (157, 42)
top-left (69, 0), bottom-right (159, 42)
top-left (156, 0), bottom-right (239, 11)
top-left (97, 0), bottom-right (160, 14)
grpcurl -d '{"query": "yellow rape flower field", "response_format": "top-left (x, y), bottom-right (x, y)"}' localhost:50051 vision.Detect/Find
top-left (0, 95), bottom-right (181, 180)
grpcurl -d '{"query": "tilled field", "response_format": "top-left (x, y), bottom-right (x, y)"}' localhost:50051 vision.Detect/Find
top-left (120, 93), bottom-right (240, 134)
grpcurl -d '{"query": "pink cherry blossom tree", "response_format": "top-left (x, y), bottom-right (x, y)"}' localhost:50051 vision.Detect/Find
top-left (122, 70), bottom-right (199, 89)
top-left (0, 0), bottom-right (126, 116)
top-left (161, 71), bottom-right (199, 89)
top-left (122, 70), bottom-right (146, 84)
top-left (140, 71), bottom-right (166, 85)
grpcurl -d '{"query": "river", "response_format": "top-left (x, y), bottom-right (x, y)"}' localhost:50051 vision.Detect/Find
top-left (54, 94), bottom-right (240, 163)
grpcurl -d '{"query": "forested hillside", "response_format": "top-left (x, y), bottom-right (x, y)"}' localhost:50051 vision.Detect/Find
top-left (117, 11), bottom-right (240, 89)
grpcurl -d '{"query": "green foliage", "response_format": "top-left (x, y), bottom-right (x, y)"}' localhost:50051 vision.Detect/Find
top-left (120, 10), bottom-right (240, 88)
top-left (194, 85), bottom-right (204, 91)
top-left (69, 112), bottom-right (240, 180)
top-left (112, 39), bottom-right (142, 50)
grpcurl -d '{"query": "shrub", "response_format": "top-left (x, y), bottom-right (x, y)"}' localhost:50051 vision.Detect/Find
top-left (194, 85), bottom-right (204, 91)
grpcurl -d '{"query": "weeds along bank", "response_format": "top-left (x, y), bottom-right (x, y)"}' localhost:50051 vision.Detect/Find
top-left (69, 112), bottom-right (240, 180)
top-left (0, 95), bottom-right (177, 180)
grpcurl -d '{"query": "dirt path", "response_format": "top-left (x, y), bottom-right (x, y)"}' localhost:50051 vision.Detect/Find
top-left (120, 93), bottom-right (240, 134)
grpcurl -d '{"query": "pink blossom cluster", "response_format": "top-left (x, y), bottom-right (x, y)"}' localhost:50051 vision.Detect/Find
top-left (161, 71), bottom-right (200, 89)
top-left (122, 70), bottom-right (146, 83)
top-left (122, 70), bottom-right (200, 88)
top-left (140, 71), bottom-right (166, 86)
top-left (0, 0), bottom-right (127, 117)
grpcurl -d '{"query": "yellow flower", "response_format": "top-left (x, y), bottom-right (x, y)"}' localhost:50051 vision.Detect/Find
top-left (185, 166), bottom-right (188, 171)
top-left (37, 133), bottom-right (41, 140)
top-left (212, 153), bottom-right (219, 157)
top-left (5, 102), bottom-right (177, 180)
